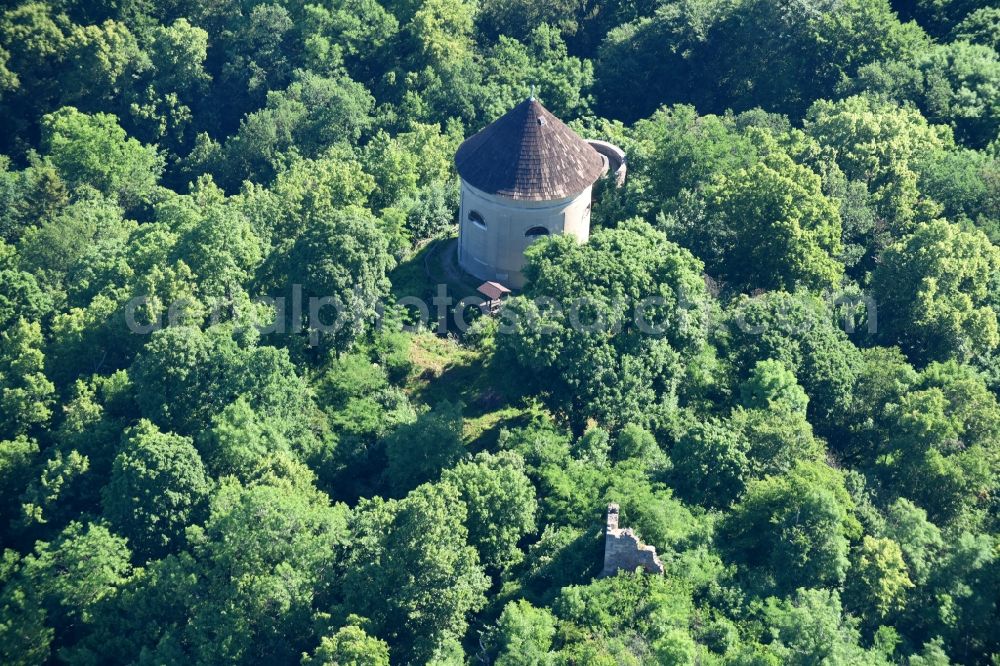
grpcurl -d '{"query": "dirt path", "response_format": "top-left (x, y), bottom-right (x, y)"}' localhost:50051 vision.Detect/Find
top-left (425, 237), bottom-right (480, 299)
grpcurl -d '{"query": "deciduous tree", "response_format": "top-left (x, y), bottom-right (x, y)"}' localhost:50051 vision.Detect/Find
top-left (102, 419), bottom-right (210, 560)
top-left (872, 220), bottom-right (1000, 363)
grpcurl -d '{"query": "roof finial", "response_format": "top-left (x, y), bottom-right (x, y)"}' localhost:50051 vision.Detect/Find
top-left (529, 84), bottom-right (535, 101)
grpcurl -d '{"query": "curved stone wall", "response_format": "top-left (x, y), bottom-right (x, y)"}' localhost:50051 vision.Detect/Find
top-left (586, 139), bottom-right (627, 186)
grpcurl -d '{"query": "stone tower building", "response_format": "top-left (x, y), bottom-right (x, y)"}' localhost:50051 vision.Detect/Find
top-left (454, 97), bottom-right (625, 289)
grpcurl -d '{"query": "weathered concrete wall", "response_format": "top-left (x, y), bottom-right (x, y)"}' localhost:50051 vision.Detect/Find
top-left (600, 503), bottom-right (665, 577)
top-left (457, 180), bottom-right (591, 289)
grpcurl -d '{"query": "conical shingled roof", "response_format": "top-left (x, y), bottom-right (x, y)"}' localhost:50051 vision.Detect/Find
top-left (454, 98), bottom-right (606, 201)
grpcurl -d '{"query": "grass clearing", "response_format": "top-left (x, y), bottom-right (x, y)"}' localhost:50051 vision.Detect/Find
top-left (463, 404), bottom-right (544, 452)
top-left (404, 330), bottom-right (533, 433)
top-left (405, 330), bottom-right (483, 403)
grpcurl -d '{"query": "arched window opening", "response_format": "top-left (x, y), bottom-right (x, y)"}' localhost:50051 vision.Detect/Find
top-left (525, 226), bottom-right (549, 237)
top-left (468, 210), bottom-right (487, 230)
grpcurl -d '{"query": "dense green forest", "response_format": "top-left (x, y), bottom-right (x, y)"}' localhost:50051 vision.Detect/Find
top-left (0, 0), bottom-right (999, 663)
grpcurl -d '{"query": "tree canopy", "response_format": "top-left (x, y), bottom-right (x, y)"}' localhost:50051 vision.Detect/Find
top-left (1, 0), bottom-right (999, 662)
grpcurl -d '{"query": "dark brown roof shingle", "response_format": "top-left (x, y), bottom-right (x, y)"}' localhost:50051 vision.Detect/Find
top-left (455, 98), bottom-right (606, 201)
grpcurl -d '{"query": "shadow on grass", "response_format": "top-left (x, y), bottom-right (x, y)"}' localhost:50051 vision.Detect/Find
top-left (389, 238), bottom-right (441, 304)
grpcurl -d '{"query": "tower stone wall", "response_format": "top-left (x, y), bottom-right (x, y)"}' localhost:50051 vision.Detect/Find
top-left (600, 503), bottom-right (665, 577)
top-left (457, 181), bottom-right (591, 289)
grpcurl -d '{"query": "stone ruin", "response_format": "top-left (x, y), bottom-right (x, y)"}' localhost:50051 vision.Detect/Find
top-left (600, 503), bottom-right (665, 577)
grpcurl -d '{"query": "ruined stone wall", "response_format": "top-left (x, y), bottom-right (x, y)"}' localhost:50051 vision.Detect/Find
top-left (600, 503), bottom-right (665, 577)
